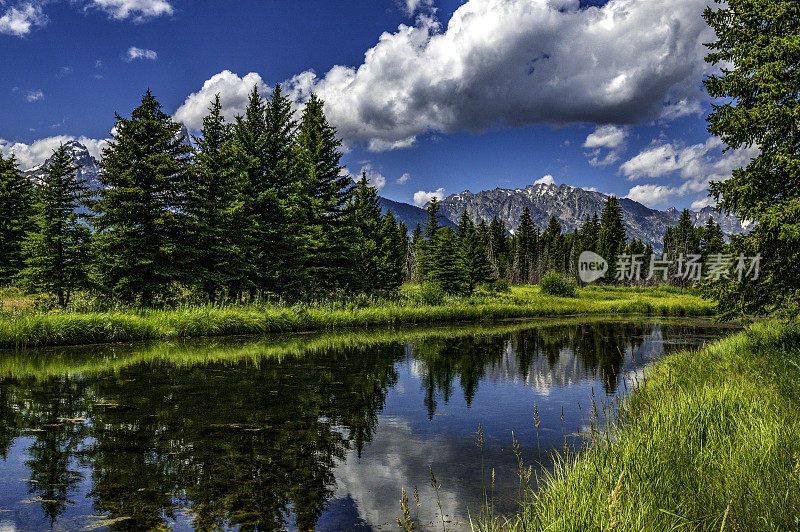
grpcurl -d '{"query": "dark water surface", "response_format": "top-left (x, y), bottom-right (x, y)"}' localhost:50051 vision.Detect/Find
top-left (0, 319), bottom-right (737, 531)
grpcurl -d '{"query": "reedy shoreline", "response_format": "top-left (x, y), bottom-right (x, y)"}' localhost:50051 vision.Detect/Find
top-left (0, 286), bottom-right (712, 349)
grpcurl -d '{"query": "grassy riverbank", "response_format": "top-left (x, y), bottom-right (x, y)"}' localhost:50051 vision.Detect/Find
top-left (495, 319), bottom-right (800, 531)
top-left (0, 285), bottom-right (712, 348)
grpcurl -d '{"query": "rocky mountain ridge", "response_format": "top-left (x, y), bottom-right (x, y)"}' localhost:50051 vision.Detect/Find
top-left (432, 183), bottom-right (749, 250)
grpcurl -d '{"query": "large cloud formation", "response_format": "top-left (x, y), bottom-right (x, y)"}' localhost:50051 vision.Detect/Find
top-left (174, 71), bottom-right (271, 131)
top-left (273, 0), bottom-right (715, 150)
top-left (622, 137), bottom-right (759, 208)
top-left (0, 136), bottom-right (109, 169)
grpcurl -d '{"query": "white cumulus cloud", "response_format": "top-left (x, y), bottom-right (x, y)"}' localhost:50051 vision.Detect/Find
top-left (625, 184), bottom-right (677, 208)
top-left (397, 172), bottom-right (411, 184)
top-left (621, 136), bottom-right (759, 208)
top-left (174, 71), bottom-right (271, 131)
top-left (278, 0), bottom-right (715, 151)
top-left (584, 125), bottom-right (628, 166)
top-left (534, 174), bottom-right (556, 186)
top-left (125, 46), bottom-right (158, 61)
top-left (88, 0), bottom-right (173, 21)
top-left (25, 89), bottom-right (43, 102)
top-left (413, 187), bottom-right (445, 207)
top-left (0, 135), bottom-right (109, 170)
top-left (0, 3), bottom-right (46, 36)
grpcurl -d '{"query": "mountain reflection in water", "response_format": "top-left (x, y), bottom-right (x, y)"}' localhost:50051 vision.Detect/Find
top-left (0, 320), bottom-right (735, 531)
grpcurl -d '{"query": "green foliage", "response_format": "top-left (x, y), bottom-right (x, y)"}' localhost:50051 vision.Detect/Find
top-left (597, 196), bottom-right (626, 281)
top-left (458, 212), bottom-right (492, 294)
top-left (187, 95), bottom-right (248, 302)
top-left (21, 144), bottom-right (92, 307)
top-left (0, 153), bottom-right (33, 285)
top-left (92, 90), bottom-right (193, 305)
top-left (0, 286), bottom-right (713, 348)
top-left (418, 197), bottom-right (442, 280)
top-left (702, 0), bottom-right (800, 317)
top-left (295, 94), bottom-right (353, 292)
top-left (518, 320), bottom-right (800, 531)
top-left (539, 271), bottom-right (576, 297)
top-left (430, 227), bottom-right (465, 295)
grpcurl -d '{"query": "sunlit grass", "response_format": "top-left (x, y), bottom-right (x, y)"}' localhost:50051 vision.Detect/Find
top-left (0, 285), bottom-right (714, 348)
top-left (477, 319), bottom-right (800, 531)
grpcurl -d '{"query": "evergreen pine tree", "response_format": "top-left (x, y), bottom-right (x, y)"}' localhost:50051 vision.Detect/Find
top-left (187, 95), bottom-right (247, 302)
top-left (378, 211), bottom-right (405, 292)
top-left (234, 86), bottom-right (276, 295)
top-left (0, 153), bottom-right (32, 285)
top-left (397, 221), bottom-right (410, 281)
top-left (515, 207), bottom-right (535, 283)
top-left (703, 0), bottom-right (800, 316)
top-left (431, 227), bottom-right (464, 294)
top-left (21, 145), bottom-right (91, 306)
top-left (597, 196), bottom-right (626, 281)
top-left (295, 94), bottom-right (353, 292)
top-left (263, 83), bottom-right (305, 293)
top-left (418, 197), bottom-right (442, 280)
top-left (93, 90), bottom-right (193, 305)
top-left (349, 172), bottom-right (384, 292)
top-left (459, 217), bottom-right (490, 293)
top-left (700, 217), bottom-right (726, 257)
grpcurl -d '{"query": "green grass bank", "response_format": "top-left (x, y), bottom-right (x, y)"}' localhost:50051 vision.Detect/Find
top-left (497, 319), bottom-right (800, 531)
top-left (0, 286), bottom-right (713, 348)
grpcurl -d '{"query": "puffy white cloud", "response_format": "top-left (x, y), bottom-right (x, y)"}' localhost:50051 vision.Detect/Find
top-left (401, 0), bottom-right (435, 16)
top-left (88, 0), bottom-right (173, 21)
top-left (174, 71), bottom-right (271, 131)
top-left (342, 164), bottom-right (388, 191)
top-left (0, 135), bottom-right (109, 170)
top-left (0, 3), bottom-right (46, 36)
top-left (125, 46), bottom-right (157, 61)
top-left (625, 184), bottom-right (677, 208)
top-left (413, 187), bottom-right (445, 207)
top-left (583, 125), bottom-right (627, 150)
top-left (620, 136), bottom-right (759, 208)
top-left (397, 172), bottom-right (411, 184)
top-left (25, 89), bottom-right (43, 102)
top-left (280, 0), bottom-right (714, 150)
top-left (367, 136), bottom-right (417, 152)
top-left (534, 174), bottom-right (556, 186)
top-left (584, 125), bottom-right (628, 166)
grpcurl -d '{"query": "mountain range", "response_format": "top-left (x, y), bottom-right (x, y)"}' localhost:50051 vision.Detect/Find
top-left (22, 140), bottom-right (748, 250)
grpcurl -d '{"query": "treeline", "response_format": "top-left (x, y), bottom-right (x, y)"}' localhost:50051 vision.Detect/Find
top-left (404, 195), bottom-right (728, 293)
top-left (0, 88), bottom-right (731, 306)
top-left (0, 88), bottom-right (406, 306)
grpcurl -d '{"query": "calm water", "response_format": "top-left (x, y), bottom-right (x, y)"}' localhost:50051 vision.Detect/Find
top-left (0, 319), bottom-right (736, 531)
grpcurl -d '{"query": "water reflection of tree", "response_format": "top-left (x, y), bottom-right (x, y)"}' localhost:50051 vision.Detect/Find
top-left (414, 323), bottom-right (658, 406)
top-left (0, 378), bottom-right (89, 525)
top-left (0, 343), bottom-right (403, 530)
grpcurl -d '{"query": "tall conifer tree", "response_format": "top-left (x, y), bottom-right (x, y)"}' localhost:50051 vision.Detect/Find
top-left (0, 153), bottom-right (32, 285)
top-left (187, 95), bottom-right (247, 302)
top-left (295, 94), bottom-right (353, 292)
top-left (22, 145), bottom-right (91, 306)
top-left (597, 196), bottom-right (626, 281)
top-left (93, 90), bottom-right (193, 305)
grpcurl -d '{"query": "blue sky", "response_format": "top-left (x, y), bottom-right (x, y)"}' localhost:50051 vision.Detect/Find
top-left (0, 0), bottom-right (756, 210)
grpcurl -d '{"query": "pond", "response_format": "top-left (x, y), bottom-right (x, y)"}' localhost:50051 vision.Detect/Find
top-left (0, 319), bottom-right (737, 531)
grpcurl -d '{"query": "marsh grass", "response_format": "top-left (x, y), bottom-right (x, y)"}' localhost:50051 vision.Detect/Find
top-left (472, 319), bottom-right (800, 531)
top-left (0, 286), bottom-right (713, 348)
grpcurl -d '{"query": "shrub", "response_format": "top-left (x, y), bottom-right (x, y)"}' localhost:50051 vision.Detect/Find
top-left (540, 271), bottom-right (577, 297)
top-left (415, 282), bottom-right (445, 306)
top-left (482, 279), bottom-right (511, 294)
